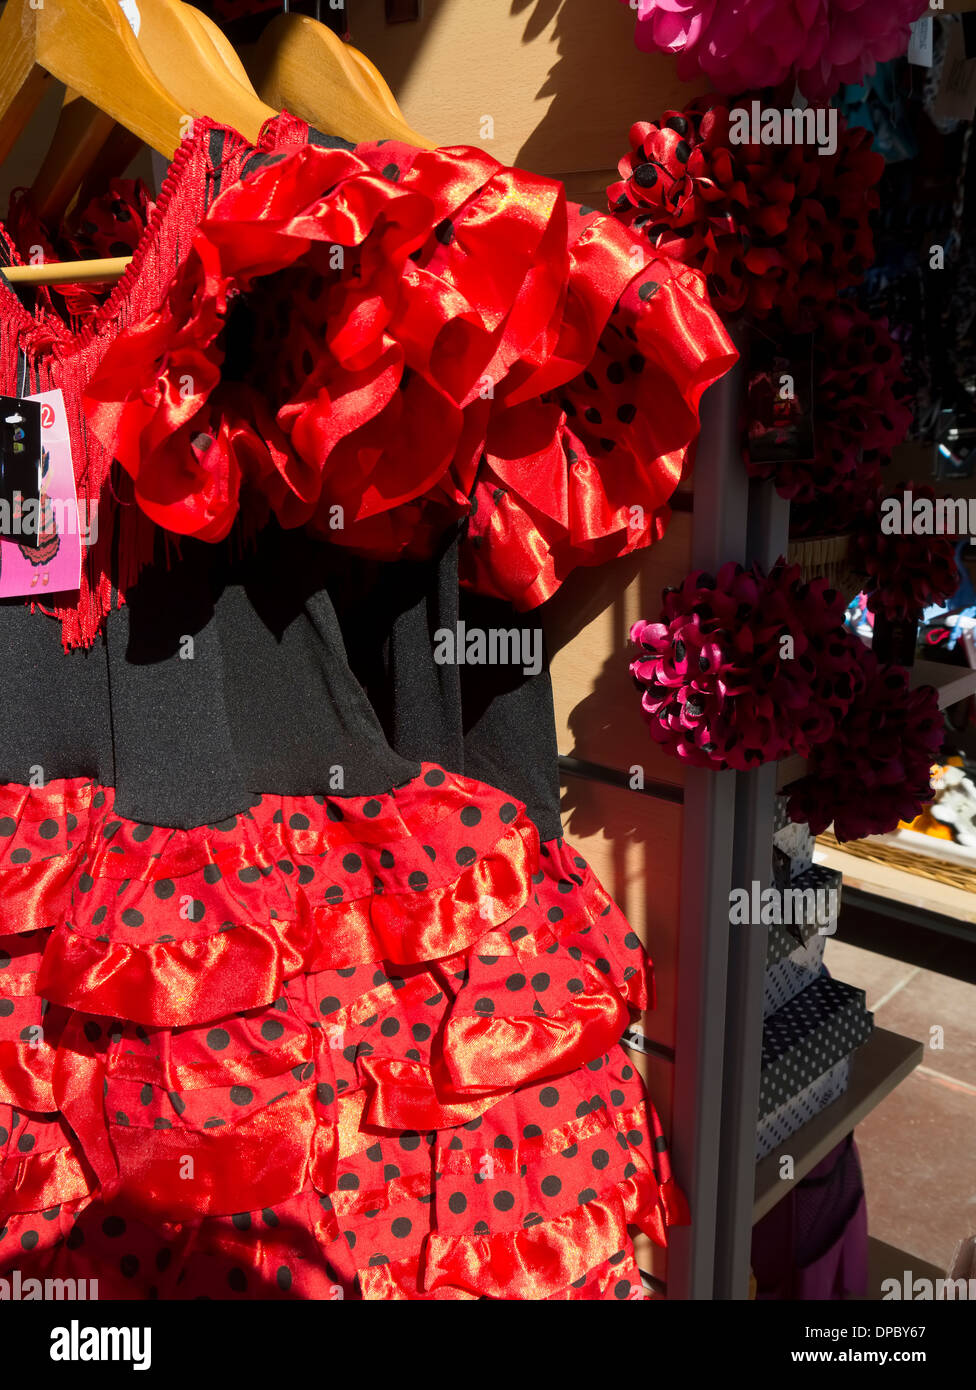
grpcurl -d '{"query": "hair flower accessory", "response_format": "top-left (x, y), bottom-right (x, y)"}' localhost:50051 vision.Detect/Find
top-left (609, 98), bottom-right (883, 326)
top-left (852, 483), bottom-right (961, 623)
top-left (786, 649), bottom-right (943, 840)
top-left (747, 303), bottom-right (913, 526)
top-left (621, 0), bottom-right (928, 105)
top-left (629, 558), bottom-right (864, 770)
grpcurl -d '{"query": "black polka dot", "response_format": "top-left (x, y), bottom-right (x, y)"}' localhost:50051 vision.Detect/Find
top-left (539, 1087), bottom-right (559, 1108)
top-left (206, 1028), bottom-right (230, 1050)
top-left (38, 819), bottom-right (58, 840)
top-left (459, 807), bottom-right (482, 828)
top-left (408, 871), bottom-right (428, 891)
top-left (493, 1191), bottom-right (515, 1212)
top-left (391, 1217), bottom-right (412, 1239)
top-left (448, 1192), bottom-right (467, 1215)
top-left (342, 853), bottom-right (362, 874)
top-left (229, 1086), bottom-right (253, 1107)
top-left (154, 879), bottom-right (175, 900)
top-left (261, 1020), bottom-right (285, 1042)
top-left (540, 1175), bottom-right (561, 1197)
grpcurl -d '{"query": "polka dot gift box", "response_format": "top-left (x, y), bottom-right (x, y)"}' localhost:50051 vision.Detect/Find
top-left (757, 976), bottom-right (873, 1159)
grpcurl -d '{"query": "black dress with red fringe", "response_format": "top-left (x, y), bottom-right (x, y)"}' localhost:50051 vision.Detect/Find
top-left (0, 112), bottom-right (736, 1299)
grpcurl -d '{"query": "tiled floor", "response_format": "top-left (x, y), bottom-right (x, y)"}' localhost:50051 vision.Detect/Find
top-left (825, 938), bottom-right (976, 1273)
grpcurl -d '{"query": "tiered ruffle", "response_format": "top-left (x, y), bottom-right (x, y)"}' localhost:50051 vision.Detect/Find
top-left (0, 769), bottom-right (684, 1299)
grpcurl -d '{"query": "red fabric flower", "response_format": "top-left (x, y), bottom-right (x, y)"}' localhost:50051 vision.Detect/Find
top-left (609, 97), bottom-right (884, 327)
top-left (747, 303), bottom-right (913, 526)
top-left (853, 483), bottom-right (961, 623)
top-left (629, 559), bottom-right (864, 770)
top-left (786, 649), bottom-right (943, 840)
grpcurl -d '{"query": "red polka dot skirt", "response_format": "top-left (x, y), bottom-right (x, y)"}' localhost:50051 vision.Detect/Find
top-left (0, 764), bottom-right (686, 1299)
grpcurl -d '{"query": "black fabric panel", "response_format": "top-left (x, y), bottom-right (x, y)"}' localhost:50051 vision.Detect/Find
top-left (458, 591), bottom-right (562, 842)
top-left (213, 525), bottom-right (419, 799)
top-left (0, 600), bottom-right (112, 786)
top-left (105, 537), bottom-right (252, 828)
top-left (105, 525), bottom-right (419, 828)
top-left (336, 539), bottom-right (564, 843)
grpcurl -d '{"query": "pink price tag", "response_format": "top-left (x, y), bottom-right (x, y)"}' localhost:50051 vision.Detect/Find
top-left (0, 389), bottom-right (84, 598)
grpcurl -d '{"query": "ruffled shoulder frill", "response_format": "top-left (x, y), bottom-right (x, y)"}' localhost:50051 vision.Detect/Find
top-left (81, 131), bottom-right (736, 609)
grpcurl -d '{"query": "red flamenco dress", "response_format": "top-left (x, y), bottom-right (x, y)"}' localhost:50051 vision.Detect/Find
top-left (0, 114), bottom-right (735, 1299)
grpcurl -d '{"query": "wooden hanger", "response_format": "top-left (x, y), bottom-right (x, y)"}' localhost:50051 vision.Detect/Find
top-left (242, 12), bottom-right (435, 150)
top-left (0, 0), bottom-right (275, 286)
top-left (29, 3), bottom-right (263, 227)
top-left (186, 4), bottom-right (262, 90)
top-left (0, 0), bottom-right (199, 169)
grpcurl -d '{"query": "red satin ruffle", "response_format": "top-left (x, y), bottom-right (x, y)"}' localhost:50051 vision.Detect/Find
top-left (81, 129), bottom-right (736, 610)
top-left (1, 768), bottom-right (683, 1299)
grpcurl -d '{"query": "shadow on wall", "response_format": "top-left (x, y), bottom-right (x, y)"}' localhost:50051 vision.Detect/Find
top-left (351, 0), bottom-right (696, 177)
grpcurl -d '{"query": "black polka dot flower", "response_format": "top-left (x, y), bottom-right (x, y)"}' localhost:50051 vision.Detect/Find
top-left (609, 97), bottom-right (884, 326)
top-left (786, 649), bottom-right (943, 840)
top-left (749, 302), bottom-right (913, 528)
top-left (852, 483), bottom-right (961, 623)
top-left (630, 559), bottom-right (865, 770)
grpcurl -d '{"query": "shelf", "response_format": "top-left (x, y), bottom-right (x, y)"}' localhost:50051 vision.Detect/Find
top-left (816, 840), bottom-right (976, 926)
top-left (753, 1027), bottom-right (923, 1224)
top-left (910, 660), bottom-right (976, 711)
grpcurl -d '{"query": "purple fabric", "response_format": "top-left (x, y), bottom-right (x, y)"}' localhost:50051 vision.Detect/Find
top-left (752, 1135), bottom-right (869, 1299)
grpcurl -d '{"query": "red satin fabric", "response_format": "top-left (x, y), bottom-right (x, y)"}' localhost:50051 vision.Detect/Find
top-left (1, 771), bottom-right (683, 1298)
top-left (79, 123), bottom-right (736, 617)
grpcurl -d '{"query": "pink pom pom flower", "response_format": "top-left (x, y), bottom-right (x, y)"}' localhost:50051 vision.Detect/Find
top-left (622, 0), bottom-right (928, 104)
top-left (629, 558), bottom-right (864, 771)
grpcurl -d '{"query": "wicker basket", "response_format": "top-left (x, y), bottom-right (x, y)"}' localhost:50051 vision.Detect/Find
top-left (787, 533), bottom-right (863, 600)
